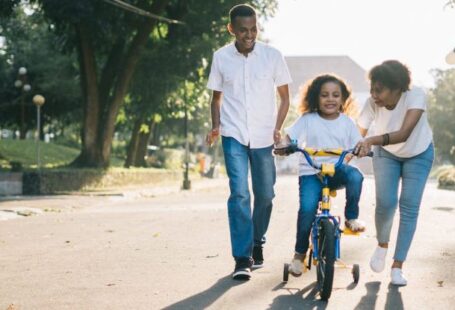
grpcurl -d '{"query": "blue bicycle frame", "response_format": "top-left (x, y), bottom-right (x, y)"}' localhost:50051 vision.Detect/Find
top-left (282, 140), bottom-right (358, 262)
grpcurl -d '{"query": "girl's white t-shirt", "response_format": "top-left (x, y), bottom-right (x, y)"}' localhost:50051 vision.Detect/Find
top-left (286, 113), bottom-right (362, 176)
top-left (357, 86), bottom-right (433, 158)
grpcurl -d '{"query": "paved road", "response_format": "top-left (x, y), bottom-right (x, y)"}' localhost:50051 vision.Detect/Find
top-left (0, 176), bottom-right (454, 309)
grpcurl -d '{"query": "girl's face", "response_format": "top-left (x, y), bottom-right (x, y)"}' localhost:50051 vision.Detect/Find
top-left (370, 82), bottom-right (401, 109)
top-left (318, 81), bottom-right (343, 119)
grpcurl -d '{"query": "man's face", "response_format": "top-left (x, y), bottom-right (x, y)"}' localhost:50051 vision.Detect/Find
top-left (228, 16), bottom-right (258, 52)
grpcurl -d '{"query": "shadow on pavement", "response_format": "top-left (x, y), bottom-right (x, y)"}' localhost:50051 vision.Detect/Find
top-left (267, 281), bottom-right (328, 309)
top-left (384, 283), bottom-right (404, 310)
top-left (354, 281), bottom-right (381, 310)
top-left (162, 275), bottom-right (245, 310)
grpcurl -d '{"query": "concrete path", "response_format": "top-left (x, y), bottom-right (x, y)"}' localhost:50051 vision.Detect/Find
top-left (0, 176), bottom-right (454, 309)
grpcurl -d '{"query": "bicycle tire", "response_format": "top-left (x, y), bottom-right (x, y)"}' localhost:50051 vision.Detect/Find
top-left (316, 218), bottom-right (336, 301)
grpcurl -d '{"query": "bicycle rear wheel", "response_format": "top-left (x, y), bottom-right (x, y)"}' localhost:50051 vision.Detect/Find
top-left (316, 218), bottom-right (336, 301)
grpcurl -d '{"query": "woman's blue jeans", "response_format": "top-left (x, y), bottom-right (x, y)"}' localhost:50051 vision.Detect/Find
top-left (373, 143), bottom-right (434, 262)
top-left (295, 164), bottom-right (364, 254)
top-left (222, 136), bottom-right (276, 261)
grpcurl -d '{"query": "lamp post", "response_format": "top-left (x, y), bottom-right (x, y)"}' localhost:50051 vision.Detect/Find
top-left (14, 67), bottom-right (31, 139)
top-left (33, 94), bottom-right (45, 170)
top-left (182, 97), bottom-right (191, 190)
top-left (446, 48), bottom-right (455, 65)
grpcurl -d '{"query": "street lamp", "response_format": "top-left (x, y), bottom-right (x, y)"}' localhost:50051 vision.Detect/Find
top-left (446, 48), bottom-right (455, 65)
top-left (33, 94), bottom-right (45, 170)
top-left (14, 67), bottom-right (31, 139)
top-left (182, 97), bottom-right (191, 190)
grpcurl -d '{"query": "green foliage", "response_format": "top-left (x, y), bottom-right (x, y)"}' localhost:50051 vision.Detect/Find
top-left (0, 6), bottom-right (81, 130)
top-left (428, 68), bottom-right (455, 164)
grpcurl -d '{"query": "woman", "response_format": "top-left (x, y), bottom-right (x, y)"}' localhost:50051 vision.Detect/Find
top-left (355, 60), bottom-right (434, 286)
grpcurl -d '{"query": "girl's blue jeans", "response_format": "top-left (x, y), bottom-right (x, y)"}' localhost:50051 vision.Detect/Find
top-left (221, 136), bottom-right (276, 261)
top-left (373, 143), bottom-right (434, 262)
top-left (295, 164), bottom-right (364, 254)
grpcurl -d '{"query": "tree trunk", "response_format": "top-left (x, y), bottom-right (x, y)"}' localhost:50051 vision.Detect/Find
top-left (124, 117), bottom-right (143, 168)
top-left (134, 126), bottom-right (150, 167)
top-left (70, 22), bottom-right (103, 167)
top-left (71, 0), bottom-right (170, 168)
top-left (125, 117), bottom-right (154, 168)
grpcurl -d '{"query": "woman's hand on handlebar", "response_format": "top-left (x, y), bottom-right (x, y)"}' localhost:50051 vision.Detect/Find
top-left (354, 139), bottom-right (372, 157)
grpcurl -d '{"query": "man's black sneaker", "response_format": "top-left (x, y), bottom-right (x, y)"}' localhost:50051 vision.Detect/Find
top-left (232, 258), bottom-right (253, 280)
top-left (252, 246), bottom-right (264, 268)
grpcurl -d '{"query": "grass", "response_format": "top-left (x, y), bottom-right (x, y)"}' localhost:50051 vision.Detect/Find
top-left (0, 139), bottom-right (124, 170)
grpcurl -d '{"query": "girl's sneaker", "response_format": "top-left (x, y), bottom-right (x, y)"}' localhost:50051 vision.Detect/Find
top-left (391, 268), bottom-right (407, 286)
top-left (345, 219), bottom-right (366, 232)
top-left (289, 253), bottom-right (306, 276)
top-left (370, 246), bottom-right (388, 273)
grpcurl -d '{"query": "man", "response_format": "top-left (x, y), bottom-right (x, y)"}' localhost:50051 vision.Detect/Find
top-left (206, 4), bottom-right (292, 280)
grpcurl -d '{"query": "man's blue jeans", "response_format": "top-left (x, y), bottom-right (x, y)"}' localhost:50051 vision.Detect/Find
top-left (373, 143), bottom-right (434, 262)
top-left (295, 165), bottom-right (364, 254)
top-left (222, 136), bottom-right (276, 261)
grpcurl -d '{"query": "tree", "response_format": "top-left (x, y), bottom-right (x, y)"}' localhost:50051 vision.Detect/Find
top-left (3, 0), bottom-right (277, 168)
top-left (428, 68), bottom-right (455, 164)
top-left (0, 6), bottom-right (81, 139)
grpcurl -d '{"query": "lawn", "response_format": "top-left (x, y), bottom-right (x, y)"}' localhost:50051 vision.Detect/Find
top-left (0, 139), bottom-right (124, 170)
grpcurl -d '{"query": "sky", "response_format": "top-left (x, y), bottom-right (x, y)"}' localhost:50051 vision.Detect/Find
top-left (262, 0), bottom-right (455, 88)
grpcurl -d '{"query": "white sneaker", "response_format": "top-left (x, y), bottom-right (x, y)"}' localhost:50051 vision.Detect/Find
top-left (391, 268), bottom-right (407, 286)
top-left (345, 219), bottom-right (366, 232)
top-left (369, 246), bottom-right (388, 273)
top-left (289, 253), bottom-right (305, 276)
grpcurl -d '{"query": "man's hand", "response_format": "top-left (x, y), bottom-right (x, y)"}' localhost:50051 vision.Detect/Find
top-left (206, 128), bottom-right (220, 146)
top-left (273, 129), bottom-right (281, 145)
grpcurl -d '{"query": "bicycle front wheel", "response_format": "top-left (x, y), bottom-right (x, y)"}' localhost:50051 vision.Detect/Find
top-left (316, 218), bottom-right (336, 301)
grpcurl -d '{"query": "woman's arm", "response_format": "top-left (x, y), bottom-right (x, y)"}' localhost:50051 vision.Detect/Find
top-left (355, 109), bottom-right (424, 156)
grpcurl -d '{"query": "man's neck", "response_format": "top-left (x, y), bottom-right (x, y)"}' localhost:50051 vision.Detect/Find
top-left (235, 41), bottom-right (255, 57)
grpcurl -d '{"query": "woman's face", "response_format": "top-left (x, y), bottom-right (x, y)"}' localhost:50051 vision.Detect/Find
top-left (370, 82), bottom-right (401, 108)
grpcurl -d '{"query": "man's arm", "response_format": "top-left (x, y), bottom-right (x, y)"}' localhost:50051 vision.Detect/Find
top-left (274, 84), bottom-right (290, 144)
top-left (206, 90), bottom-right (222, 145)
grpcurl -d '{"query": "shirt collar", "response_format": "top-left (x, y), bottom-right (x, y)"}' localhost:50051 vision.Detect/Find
top-left (230, 41), bottom-right (261, 57)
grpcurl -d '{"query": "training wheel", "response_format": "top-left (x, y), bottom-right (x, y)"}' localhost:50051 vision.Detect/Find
top-left (352, 264), bottom-right (360, 284)
top-left (283, 263), bottom-right (290, 282)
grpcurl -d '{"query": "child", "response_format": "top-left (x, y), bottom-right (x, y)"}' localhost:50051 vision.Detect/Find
top-left (279, 74), bottom-right (365, 276)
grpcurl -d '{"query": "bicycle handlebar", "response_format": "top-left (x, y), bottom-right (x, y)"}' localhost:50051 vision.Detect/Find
top-left (274, 140), bottom-right (373, 170)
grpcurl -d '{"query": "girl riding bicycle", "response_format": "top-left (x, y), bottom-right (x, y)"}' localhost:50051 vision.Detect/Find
top-left (277, 74), bottom-right (366, 276)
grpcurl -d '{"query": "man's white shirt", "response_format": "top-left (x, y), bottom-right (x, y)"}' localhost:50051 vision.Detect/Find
top-left (207, 41), bottom-right (292, 148)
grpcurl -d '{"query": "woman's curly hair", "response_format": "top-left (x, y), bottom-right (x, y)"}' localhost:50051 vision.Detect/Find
top-left (298, 74), bottom-right (358, 118)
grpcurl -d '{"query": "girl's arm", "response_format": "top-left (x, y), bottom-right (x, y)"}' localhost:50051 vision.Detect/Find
top-left (355, 109), bottom-right (424, 156)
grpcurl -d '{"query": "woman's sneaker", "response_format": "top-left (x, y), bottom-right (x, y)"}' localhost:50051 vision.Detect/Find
top-left (289, 253), bottom-right (306, 276)
top-left (369, 246), bottom-right (388, 273)
top-left (232, 258), bottom-right (253, 281)
top-left (345, 219), bottom-right (366, 232)
top-left (391, 268), bottom-right (407, 286)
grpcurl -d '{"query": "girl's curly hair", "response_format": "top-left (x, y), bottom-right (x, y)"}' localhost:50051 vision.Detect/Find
top-left (298, 74), bottom-right (358, 118)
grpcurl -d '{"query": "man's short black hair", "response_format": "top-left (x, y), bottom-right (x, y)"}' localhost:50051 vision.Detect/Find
top-left (229, 4), bottom-right (256, 24)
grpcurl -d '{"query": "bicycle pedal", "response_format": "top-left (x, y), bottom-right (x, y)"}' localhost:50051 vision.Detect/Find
top-left (342, 227), bottom-right (361, 236)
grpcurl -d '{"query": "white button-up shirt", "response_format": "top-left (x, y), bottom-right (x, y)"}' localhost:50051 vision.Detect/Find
top-left (207, 41), bottom-right (292, 148)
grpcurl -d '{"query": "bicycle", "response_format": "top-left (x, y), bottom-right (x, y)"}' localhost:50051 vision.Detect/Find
top-left (275, 140), bottom-right (371, 301)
